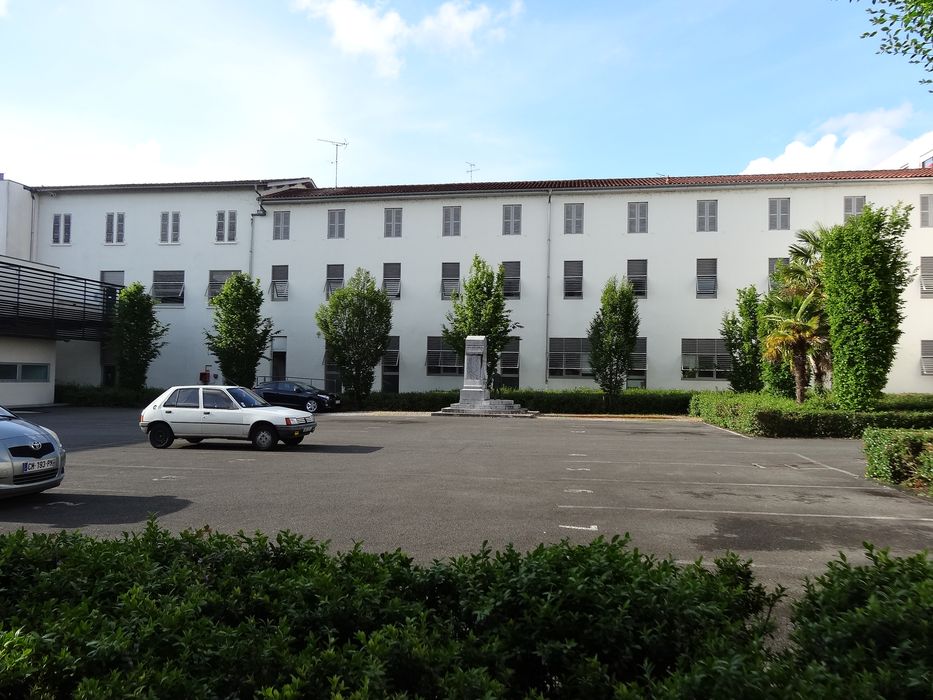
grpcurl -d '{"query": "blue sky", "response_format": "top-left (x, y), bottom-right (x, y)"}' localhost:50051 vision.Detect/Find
top-left (0, 0), bottom-right (930, 186)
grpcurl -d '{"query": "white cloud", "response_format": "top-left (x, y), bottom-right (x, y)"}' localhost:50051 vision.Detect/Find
top-left (0, 0), bottom-right (9, 18)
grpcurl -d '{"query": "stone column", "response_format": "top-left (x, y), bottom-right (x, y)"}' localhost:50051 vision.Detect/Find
top-left (459, 335), bottom-right (489, 404)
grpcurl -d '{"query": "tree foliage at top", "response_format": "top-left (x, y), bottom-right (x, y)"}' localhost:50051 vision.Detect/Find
top-left (822, 204), bottom-right (914, 410)
top-left (442, 255), bottom-right (520, 388)
top-left (110, 282), bottom-right (169, 391)
top-left (856, 0), bottom-right (933, 89)
top-left (721, 286), bottom-right (763, 394)
top-left (587, 276), bottom-right (640, 407)
top-left (315, 268), bottom-right (392, 407)
top-left (204, 273), bottom-right (275, 387)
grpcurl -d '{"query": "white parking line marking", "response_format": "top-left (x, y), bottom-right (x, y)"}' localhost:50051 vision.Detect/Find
top-left (69, 464), bottom-right (219, 471)
top-left (558, 478), bottom-right (889, 491)
top-left (795, 453), bottom-right (860, 479)
top-left (557, 504), bottom-right (933, 523)
top-left (568, 453), bottom-right (587, 457)
top-left (42, 501), bottom-right (82, 507)
top-left (570, 430), bottom-right (587, 434)
top-left (559, 524), bottom-right (598, 531)
top-left (152, 475), bottom-right (179, 481)
top-left (704, 424), bottom-right (753, 439)
top-left (563, 489), bottom-right (594, 494)
top-left (565, 467), bottom-right (591, 472)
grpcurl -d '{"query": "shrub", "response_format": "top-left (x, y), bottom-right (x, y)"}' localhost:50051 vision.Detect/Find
top-left (863, 428), bottom-right (933, 489)
top-left (55, 383), bottom-right (164, 407)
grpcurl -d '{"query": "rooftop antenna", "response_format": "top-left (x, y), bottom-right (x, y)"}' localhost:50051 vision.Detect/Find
top-left (318, 138), bottom-right (348, 187)
top-left (466, 161), bottom-right (479, 182)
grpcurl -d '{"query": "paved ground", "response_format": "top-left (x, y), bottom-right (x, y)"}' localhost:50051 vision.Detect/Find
top-left (2, 407), bottom-right (931, 592)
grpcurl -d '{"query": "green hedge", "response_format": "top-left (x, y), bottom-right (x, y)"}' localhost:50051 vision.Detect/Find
top-left (690, 392), bottom-right (933, 438)
top-left (55, 383), bottom-right (165, 407)
top-left (863, 428), bottom-right (933, 490)
top-left (0, 525), bottom-right (930, 697)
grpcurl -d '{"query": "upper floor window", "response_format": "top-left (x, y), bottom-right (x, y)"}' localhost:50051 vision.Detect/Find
top-left (502, 261), bottom-right (521, 300)
top-left (844, 196), bottom-right (865, 222)
top-left (100, 270), bottom-right (125, 287)
top-left (920, 194), bottom-right (931, 228)
top-left (627, 259), bottom-right (647, 298)
top-left (921, 257), bottom-right (933, 299)
top-left (105, 212), bottom-right (125, 244)
top-left (326, 264), bottom-right (344, 297)
top-left (328, 209), bottom-right (346, 239)
top-left (922, 340), bottom-right (933, 376)
top-left (441, 262), bottom-right (460, 299)
top-left (628, 202), bottom-right (648, 233)
top-left (273, 211), bottom-right (290, 240)
top-left (563, 260), bottom-right (583, 299)
top-left (52, 213), bottom-right (72, 245)
top-left (696, 258), bottom-right (717, 299)
top-left (768, 198), bottom-right (789, 230)
top-left (442, 206), bottom-right (461, 237)
top-left (384, 207), bottom-right (402, 238)
top-left (216, 210), bottom-right (237, 242)
top-left (564, 203), bottom-right (584, 234)
top-left (208, 269), bottom-right (238, 301)
top-left (383, 262), bottom-right (401, 299)
top-left (151, 270), bottom-right (185, 305)
top-left (270, 265), bottom-right (289, 301)
top-left (160, 211), bottom-right (180, 243)
top-left (696, 200), bottom-right (717, 232)
top-left (503, 204), bottom-right (522, 235)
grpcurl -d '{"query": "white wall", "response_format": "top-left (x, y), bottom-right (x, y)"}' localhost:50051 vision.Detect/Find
top-left (0, 337), bottom-right (56, 407)
top-left (0, 179), bottom-right (33, 260)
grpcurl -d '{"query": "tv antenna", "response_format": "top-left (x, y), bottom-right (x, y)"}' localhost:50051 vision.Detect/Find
top-left (318, 138), bottom-right (348, 187)
top-left (466, 161), bottom-right (479, 182)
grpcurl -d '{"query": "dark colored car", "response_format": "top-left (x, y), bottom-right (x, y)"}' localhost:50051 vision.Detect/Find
top-left (251, 381), bottom-right (341, 414)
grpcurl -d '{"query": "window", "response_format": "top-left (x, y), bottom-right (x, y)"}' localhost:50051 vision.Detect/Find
top-left (160, 211), bottom-right (180, 243)
top-left (499, 336), bottom-right (520, 388)
top-left (382, 336), bottom-right (400, 392)
top-left (216, 210), bottom-right (237, 242)
top-left (503, 204), bottom-right (522, 235)
top-left (208, 270), bottom-right (238, 301)
top-left (164, 387), bottom-right (200, 408)
top-left (273, 211), bottom-right (290, 240)
top-left (328, 209), bottom-right (345, 239)
top-left (100, 270), bottom-right (124, 287)
top-left (628, 337), bottom-right (647, 388)
top-left (922, 340), bottom-right (933, 376)
top-left (441, 262), bottom-right (460, 299)
top-left (921, 195), bottom-right (932, 228)
top-left (697, 200), bottom-right (717, 232)
top-left (769, 257), bottom-right (789, 291)
top-left (681, 338), bottom-right (732, 379)
top-left (426, 336), bottom-right (463, 375)
top-left (203, 389), bottom-right (236, 410)
top-left (548, 337), bottom-right (592, 377)
top-left (844, 196), bottom-right (865, 222)
top-left (384, 208), bottom-right (402, 238)
top-left (270, 265), bottom-right (289, 301)
top-left (52, 214), bottom-right (71, 244)
top-left (100, 270), bottom-right (123, 314)
top-left (627, 259), bottom-right (647, 298)
top-left (564, 203), bottom-right (584, 234)
top-left (383, 262), bottom-right (401, 298)
top-left (628, 202), bottom-right (648, 233)
top-left (922, 257), bottom-right (933, 299)
top-left (442, 206), bottom-right (461, 237)
top-left (503, 261), bottom-right (520, 299)
top-left (151, 270), bottom-right (185, 305)
top-left (105, 212), bottom-right (125, 244)
top-left (696, 258), bottom-right (717, 298)
top-left (768, 198), bottom-right (789, 230)
top-left (325, 264), bottom-right (344, 297)
top-left (0, 363), bottom-right (50, 383)
top-left (564, 260), bottom-right (583, 299)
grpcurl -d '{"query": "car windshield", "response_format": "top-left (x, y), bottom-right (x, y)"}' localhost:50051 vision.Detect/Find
top-left (294, 383), bottom-right (323, 392)
top-left (228, 387), bottom-right (271, 408)
top-left (0, 406), bottom-right (14, 420)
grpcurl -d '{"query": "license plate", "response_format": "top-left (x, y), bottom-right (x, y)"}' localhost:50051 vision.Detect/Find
top-left (23, 458), bottom-right (56, 473)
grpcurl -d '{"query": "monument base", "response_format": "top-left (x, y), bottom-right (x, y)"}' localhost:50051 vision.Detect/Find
top-left (432, 398), bottom-right (538, 418)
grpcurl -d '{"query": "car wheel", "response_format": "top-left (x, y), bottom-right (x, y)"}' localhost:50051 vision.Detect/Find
top-left (148, 424), bottom-right (174, 449)
top-left (251, 424), bottom-right (278, 451)
top-left (282, 437), bottom-right (303, 447)
top-left (304, 399), bottom-right (319, 413)
top-left (185, 438), bottom-right (203, 444)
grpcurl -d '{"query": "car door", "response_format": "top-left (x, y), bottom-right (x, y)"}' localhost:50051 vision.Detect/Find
top-left (280, 382), bottom-right (304, 409)
top-left (160, 387), bottom-right (203, 437)
top-left (200, 388), bottom-right (245, 438)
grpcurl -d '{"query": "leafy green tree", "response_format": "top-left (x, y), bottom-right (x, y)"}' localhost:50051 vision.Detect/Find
top-left (757, 294), bottom-right (797, 399)
top-left (856, 0), bottom-right (933, 89)
top-left (442, 255), bottom-right (520, 388)
top-left (822, 204), bottom-right (915, 410)
top-left (204, 273), bottom-right (275, 387)
top-left (762, 290), bottom-right (828, 404)
top-left (315, 268), bottom-right (392, 407)
top-left (720, 286), bottom-right (763, 393)
top-left (587, 276), bottom-right (640, 408)
top-left (110, 282), bottom-right (169, 391)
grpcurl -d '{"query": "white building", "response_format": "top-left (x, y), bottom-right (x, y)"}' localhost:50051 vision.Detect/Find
top-left (2, 169), bottom-right (932, 406)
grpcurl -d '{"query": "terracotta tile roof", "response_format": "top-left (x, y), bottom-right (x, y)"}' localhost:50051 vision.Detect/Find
top-left (262, 169), bottom-right (933, 201)
top-left (31, 177), bottom-right (313, 193)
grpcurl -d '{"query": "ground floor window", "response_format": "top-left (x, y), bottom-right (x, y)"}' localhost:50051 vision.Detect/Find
top-left (0, 363), bottom-right (50, 382)
top-left (548, 337), bottom-right (592, 377)
top-left (681, 338), bottom-right (731, 380)
top-left (426, 336), bottom-right (463, 376)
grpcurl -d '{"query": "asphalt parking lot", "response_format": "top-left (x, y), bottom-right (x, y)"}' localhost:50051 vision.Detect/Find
top-left (2, 407), bottom-right (931, 591)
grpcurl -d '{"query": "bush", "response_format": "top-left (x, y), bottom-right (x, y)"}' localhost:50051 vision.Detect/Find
top-left (863, 428), bottom-right (933, 489)
top-left (55, 383), bottom-right (164, 407)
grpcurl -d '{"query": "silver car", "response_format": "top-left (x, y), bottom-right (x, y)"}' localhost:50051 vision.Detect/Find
top-left (139, 385), bottom-right (316, 450)
top-left (0, 405), bottom-right (66, 498)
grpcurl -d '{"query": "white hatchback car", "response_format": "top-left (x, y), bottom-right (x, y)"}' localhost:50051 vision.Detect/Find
top-left (139, 385), bottom-right (316, 450)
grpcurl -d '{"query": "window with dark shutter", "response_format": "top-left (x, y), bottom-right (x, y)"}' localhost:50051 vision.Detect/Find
top-left (922, 340), bottom-right (933, 376)
top-left (441, 262), bottom-right (459, 299)
top-left (151, 270), bottom-right (185, 304)
top-left (383, 262), bottom-right (401, 298)
top-left (681, 338), bottom-right (731, 379)
top-left (922, 257), bottom-right (933, 299)
top-left (325, 264), bottom-right (344, 297)
top-left (564, 260), bottom-right (583, 299)
top-left (270, 265), bottom-right (289, 301)
top-left (627, 259), bottom-right (647, 298)
top-left (503, 261), bottom-right (520, 299)
top-left (426, 336), bottom-right (463, 375)
top-left (921, 195), bottom-right (931, 228)
top-left (696, 258), bottom-right (717, 298)
top-left (547, 337), bottom-right (592, 377)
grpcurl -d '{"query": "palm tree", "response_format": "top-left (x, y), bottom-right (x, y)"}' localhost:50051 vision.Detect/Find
top-left (762, 289), bottom-right (827, 403)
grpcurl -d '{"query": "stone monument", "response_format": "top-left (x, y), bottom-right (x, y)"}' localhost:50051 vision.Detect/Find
top-left (433, 335), bottom-right (537, 417)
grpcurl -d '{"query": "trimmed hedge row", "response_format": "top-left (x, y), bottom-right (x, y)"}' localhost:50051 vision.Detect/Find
top-left (55, 383), bottom-right (164, 407)
top-left (863, 428), bottom-right (933, 490)
top-left (0, 525), bottom-right (930, 697)
top-left (690, 392), bottom-right (933, 438)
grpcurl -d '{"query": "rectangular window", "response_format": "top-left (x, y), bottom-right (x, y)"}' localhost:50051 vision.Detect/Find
top-left (922, 340), bottom-right (933, 376)
top-left (503, 204), bottom-right (522, 235)
top-left (844, 196), bottom-right (866, 221)
top-left (681, 338), bottom-right (732, 380)
top-left (383, 262), bottom-right (401, 298)
top-left (627, 259), bottom-right (647, 298)
top-left (564, 260), bottom-right (583, 299)
top-left (273, 211), bottom-right (290, 240)
top-left (628, 337), bottom-right (647, 388)
top-left (697, 200), bottom-right (717, 232)
top-left (105, 212), bottom-right (125, 244)
top-left (100, 270), bottom-right (124, 287)
top-left (503, 261), bottom-right (520, 299)
top-left (768, 257), bottom-right (790, 291)
top-left (151, 270), bottom-right (185, 305)
top-left (426, 336), bottom-right (463, 375)
top-left (208, 269), bottom-right (238, 301)
top-left (216, 210), bottom-right (237, 242)
top-left (159, 211), bottom-right (180, 243)
top-left (328, 209), bottom-right (346, 239)
top-left (768, 198), bottom-right (790, 230)
top-left (628, 202), bottom-right (648, 233)
top-left (270, 265), bottom-right (289, 301)
top-left (382, 336), bottom-right (400, 392)
top-left (548, 337), bottom-right (592, 377)
top-left (921, 257), bottom-right (933, 299)
top-left (442, 206), bottom-right (461, 237)
top-left (325, 264), bottom-right (344, 298)
top-left (696, 258), bottom-right (717, 298)
top-left (921, 195), bottom-right (931, 228)
top-left (384, 207), bottom-right (402, 238)
top-left (0, 364), bottom-right (17, 381)
top-left (441, 262), bottom-right (460, 299)
top-left (499, 336), bottom-right (520, 388)
top-left (0, 363), bottom-right (51, 383)
top-left (564, 203), bottom-right (584, 234)
top-left (52, 213), bottom-right (71, 244)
